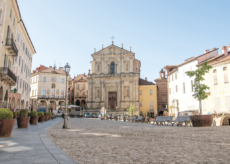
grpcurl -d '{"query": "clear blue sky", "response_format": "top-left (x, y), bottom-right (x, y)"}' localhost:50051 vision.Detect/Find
top-left (18, 0), bottom-right (230, 82)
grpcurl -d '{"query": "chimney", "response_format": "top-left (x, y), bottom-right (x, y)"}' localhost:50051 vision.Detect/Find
top-left (59, 67), bottom-right (63, 71)
top-left (222, 46), bottom-right (228, 56)
top-left (145, 77), bottom-right (147, 81)
top-left (211, 48), bottom-right (216, 51)
top-left (204, 49), bottom-right (209, 53)
top-left (228, 45), bottom-right (230, 52)
top-left (49, 66), bottom-right (52, 68)
top-left (33, 70), bottom-right (36, 74)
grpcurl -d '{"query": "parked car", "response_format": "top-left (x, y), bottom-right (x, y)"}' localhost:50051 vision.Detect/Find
top-left (53, 110), bottom-right (63, 117)
top-left (92, 113), bottom-right (98, 118)
top-left (84, 113), bottom-right (91, 118)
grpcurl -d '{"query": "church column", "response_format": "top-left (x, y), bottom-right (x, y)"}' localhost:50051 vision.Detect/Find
top-left (120, 55), bottom-right (123, 73)
top-left (116, 64), bottom-right (118, 74)
top-left (130, 58), bottom-right (133, 72)
top-left (116, 84), bottom-right (119, 108)
top-left (107, 64), bottom-right (110, 74)
top-left (91, 81), bottom-right (94, 108)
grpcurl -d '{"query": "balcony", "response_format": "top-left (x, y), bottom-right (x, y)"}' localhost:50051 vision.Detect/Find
top-left (37, 95), bottom-right (65, 100)
top-left (5, 38), bottom-right (18, 57)
top-left (0, 67), bottom-right (16, 86)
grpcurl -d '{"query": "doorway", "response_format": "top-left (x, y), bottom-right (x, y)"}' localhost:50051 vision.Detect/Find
top-left (108, 92), bottom-right (117, 109)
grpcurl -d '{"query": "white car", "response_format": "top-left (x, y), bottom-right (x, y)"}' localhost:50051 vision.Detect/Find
top-left (53, 110), bottom-right (63, 117)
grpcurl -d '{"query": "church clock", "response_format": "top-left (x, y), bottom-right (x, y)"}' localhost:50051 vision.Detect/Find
top-left (51, 77), bottom-right (56, 82)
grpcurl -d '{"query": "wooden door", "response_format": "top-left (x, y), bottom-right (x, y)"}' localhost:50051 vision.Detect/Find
top-left (108, 92), bottom-right (117, 108)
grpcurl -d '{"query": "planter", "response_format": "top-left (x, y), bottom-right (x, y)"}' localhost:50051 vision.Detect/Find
top-left (189, 115), bottom-right (213, 127)
top-left (0, 119), bottom-right (15, 137)
top-left (30, 116), bottom-right (39, 125)
top-left (17, 117), bottom-right (30, 128)
top-left (48, 116), bottom-right (51, 120)
top-left (38, 116), bottom-right (45, 123)
top-left (44, 116), bottom-right (48, 121)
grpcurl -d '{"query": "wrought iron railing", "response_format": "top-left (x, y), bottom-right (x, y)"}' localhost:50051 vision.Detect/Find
top-left (0, 67), bottom-right (17, 82)
top-left (37, 95), bottom-right (65, 99)
top-left (5, 38), bottom-right (18, 55)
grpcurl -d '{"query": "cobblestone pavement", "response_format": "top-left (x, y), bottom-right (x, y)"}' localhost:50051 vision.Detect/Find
top-left (47, 118), bottom-right (230, 164)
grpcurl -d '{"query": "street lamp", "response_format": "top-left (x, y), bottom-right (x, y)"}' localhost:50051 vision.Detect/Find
top-left (63, 63), bottom-right (70, 129)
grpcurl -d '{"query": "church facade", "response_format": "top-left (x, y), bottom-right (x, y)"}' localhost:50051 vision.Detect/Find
top-left (87, 42), bottom-right (141, 115)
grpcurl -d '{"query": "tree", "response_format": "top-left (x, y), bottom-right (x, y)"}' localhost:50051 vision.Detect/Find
top-left (186, 61), bottom-right (212, 115)
top-left (129, 105), bottom-right (136, 117)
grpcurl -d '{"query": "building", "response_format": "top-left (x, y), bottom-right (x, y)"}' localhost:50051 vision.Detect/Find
top-left (73, 74), bottom-right (88, 108)
top-left (154, 69), bottom-right (168, 114)
top-left (30, 65), bottom-right (68, 112)
top-left (139, 78), bottom-right (157, 117)
top-left (87, 42), bottom-right (141, 115)
top-left (0, 0), bottom-right (36, 111)
top-left (200, 46), bottom-right (230, 126)
top-left (165, 48), bottom-right (219, 117)
top-left (68, 77), bottom-right (74, 105)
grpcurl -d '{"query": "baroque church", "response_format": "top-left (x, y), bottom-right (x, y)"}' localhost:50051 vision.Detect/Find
top-left (87, 42), bottom-right (141, 115)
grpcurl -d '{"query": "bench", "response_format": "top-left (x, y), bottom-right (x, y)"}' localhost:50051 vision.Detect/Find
top-left (153, 116), bottom-right (173, 126)
top-left (134, 116), bottom-right (143, 122)
top-left (127, 116), bottom-right (136, 122)
top-left (169, 116), bottom-right (191, 126)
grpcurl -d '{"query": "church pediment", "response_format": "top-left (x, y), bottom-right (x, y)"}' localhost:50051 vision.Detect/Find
top-left (93, 44), bottom-right (133, 56)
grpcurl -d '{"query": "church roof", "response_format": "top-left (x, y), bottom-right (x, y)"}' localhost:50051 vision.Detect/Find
top-left (139, 78), bottom-right (156, 85)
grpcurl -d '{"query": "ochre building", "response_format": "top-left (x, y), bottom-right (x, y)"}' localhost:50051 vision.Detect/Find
top-left (139, 78), bottom-right (157, 117)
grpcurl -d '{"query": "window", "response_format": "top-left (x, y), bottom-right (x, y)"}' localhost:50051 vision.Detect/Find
top-left (51, 89), bottom-right (55, 97)
top-left (214, 75), bottom-right (218, 85)
top-left (77, 91), bottom-right (79, 96)
top-left (110, 62), bottom-right (115, 73)
top-left (223, 67), bottom-right (227, 71)
top-left (97, 64), bottom-right (99, 71)
top-left (150, 101), bottom-right (153, 109)
top-left (213, 69), bottom-right (217, 73)
top-left (169, 88), bottom-right (171, 94)
top-left (225, 96), bottom-right (230, 111)
top-left (140, 101), bottom-right (142, 107)
top-left (83, 91), bottom-right (85, 96)
top-left (150, 89), bottom-right (153, 95)
top-left (172, 75), bottom-right (174, 81)
top-left (61, 90), bottom-right (64, 97)
top-left (43, 76), bottom-right (46, 82)
top-left (17, 34), bottom-right (20, 41)
top-left (35, 89), bottom-right (37, 95)
top-left (10, 9), bottom-right (12, 17)
top-left (51, 83), bottom-right (55, 88)
top-left (215, 97), bottom-right (220, 113)
top-left (20, 79), bottom-right (22, 88)
top-left (13, 18), bottom-right (15, 26)
top-left (175, 73), bottom-right (177, 80)
top-left (176, 85), bottom-right (178, 92)
top-left (19, 56), bottom-right (21, 66)
top-left (97, 90), bottom-right (99, 97)
top-left (32, 90), bottom-right (34, 96)
top-left (224, 73), bottom-right (228, 83)
top-left (83, 84), bottom-right (85, 90)
top-left (139, 90), bottom-right (142, 95)
top-left (61, 78), bottom-right (65, 83)
top-left (183, 83), bottom-right (185, 93)
top-left (77, 84), bottom-right (79, 90)
top-left (191, 80), bottom-right (193, 92)
top-left (0, 10), bottom-right (2, 23)
top-left (42, 89), bottom-right (46, 95)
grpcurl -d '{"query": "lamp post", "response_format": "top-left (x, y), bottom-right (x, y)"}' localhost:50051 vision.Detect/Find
top-left (63, 63), bottom-right (70, 129)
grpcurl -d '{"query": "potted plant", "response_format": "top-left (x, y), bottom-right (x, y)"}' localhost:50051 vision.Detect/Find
top-left (186, 61), bottom-right (213, 127)
top-left (44, 112), bottom-right (49, 121)
top-left (30, 111), bottom-right (39, 125)
top-left (0, 108), bottom-right (15, 137)
top-left (13, 112), bottom-right (18, 119)
top-left (38, 112), bottom-right (45, 122)
top-left (17, 109), bottom-right (30, 128)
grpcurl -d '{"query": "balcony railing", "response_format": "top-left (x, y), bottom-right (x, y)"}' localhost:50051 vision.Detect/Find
top-left (37, 95), bottom-right (65, 99)
top-left (0, 67), bottom-right (17, 85)
top-left (5, 38), bottom-right (18, 57)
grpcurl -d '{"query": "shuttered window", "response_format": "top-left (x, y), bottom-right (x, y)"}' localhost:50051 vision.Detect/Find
top-left (139, 90), bottom-right (142, 95)
top-left (224, 73), bottom-right (228, 83)
top-left (150, 101), bottom-right (153, 109)
top-left (215, 97), bottom-right (220, 113)
top-left (140, 101), bottom-right (142, 107)
top-left (214, 75), bottom-right (218, 85)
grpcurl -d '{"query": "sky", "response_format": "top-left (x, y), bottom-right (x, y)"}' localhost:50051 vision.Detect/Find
top-left (17, 0), bottom-right (230, 82)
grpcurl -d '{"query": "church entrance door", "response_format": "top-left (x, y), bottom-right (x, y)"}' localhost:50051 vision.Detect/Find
top-left (108, 92), bottom-right (117, 109)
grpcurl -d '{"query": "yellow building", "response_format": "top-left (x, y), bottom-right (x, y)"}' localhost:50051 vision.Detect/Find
top-left (139, 78), bottom-right (158, 117)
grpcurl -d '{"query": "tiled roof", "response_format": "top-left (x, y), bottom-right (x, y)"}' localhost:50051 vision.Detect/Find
top-left (139, 78), bottom-right (156, 85)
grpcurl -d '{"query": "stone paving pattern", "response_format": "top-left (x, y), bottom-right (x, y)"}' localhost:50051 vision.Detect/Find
top-left (48, 118), bottom-right (230, 164)
top-left (0, 118), bottom-right (77, 164)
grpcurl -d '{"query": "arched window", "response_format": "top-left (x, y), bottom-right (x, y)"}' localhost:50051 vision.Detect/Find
top-left (97, 64), bottom-right (99, 71)
top-left (110, 62), bottom-right (115, 73)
